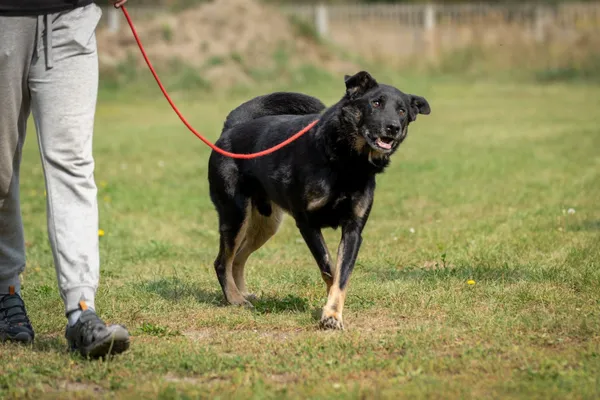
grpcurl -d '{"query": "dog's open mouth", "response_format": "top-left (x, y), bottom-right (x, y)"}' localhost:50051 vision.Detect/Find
top-left (375, 136), bottom-right (395, 151)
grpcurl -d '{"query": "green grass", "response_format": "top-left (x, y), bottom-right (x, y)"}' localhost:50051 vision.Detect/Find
top-left (1, 72), bottom-right (600, 399)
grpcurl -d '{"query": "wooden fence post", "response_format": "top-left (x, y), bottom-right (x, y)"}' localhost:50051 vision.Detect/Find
top-left (535, 4), bottom-right (547, 42)
top-left (315, 4), bottom-right (329, 38)
top-left (425, 3), bottom-right (436, 31)
top-left (424, 3), bottom-right (438, 61)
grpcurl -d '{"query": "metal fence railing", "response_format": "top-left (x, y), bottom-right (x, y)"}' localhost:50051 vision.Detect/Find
top-left (290, 3), bottom-right (600, 25)
top-left (98, 2), bottom-right (600, 61)
top-left (280, 2), bottom-right (600, 60)
top-left (282, 2), bottom-right (600, 39)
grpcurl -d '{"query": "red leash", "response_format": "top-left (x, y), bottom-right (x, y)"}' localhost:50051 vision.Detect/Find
top-left (119, 6), bottom-right (319, 159)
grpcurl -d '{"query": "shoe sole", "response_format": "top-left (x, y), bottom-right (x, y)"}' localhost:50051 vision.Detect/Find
top-left (79, 329), bottom-right (130, 359)
top-left (0, 331), bottom-right (34, 344)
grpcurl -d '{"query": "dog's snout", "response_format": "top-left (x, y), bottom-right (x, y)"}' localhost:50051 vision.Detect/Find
top-left (385, 123), bottom-right (400, 136)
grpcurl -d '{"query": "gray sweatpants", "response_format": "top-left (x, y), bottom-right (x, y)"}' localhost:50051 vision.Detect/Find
top-left (0, 4), bottom-right (103, 315)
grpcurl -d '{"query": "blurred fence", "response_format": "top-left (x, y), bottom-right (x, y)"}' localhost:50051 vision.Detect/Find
top-left (100, 1), bottom-right (600, 61)
top-left (281, 2), bottom-right (600, 61)
top-left (282, 2), bottom-right (600, 34)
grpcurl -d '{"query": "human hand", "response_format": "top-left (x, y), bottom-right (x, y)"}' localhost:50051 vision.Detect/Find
top-left (110, 0), bottom-right (128, 8)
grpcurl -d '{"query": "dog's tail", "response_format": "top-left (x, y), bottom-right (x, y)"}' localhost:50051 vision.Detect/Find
top-left (222, 92), bottom-right (326, 132)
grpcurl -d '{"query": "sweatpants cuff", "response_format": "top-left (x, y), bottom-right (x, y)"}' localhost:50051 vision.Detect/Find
top-left (0, 275), bottom-right (21, 294)
top-left (64, 287), bottom-right (96, 315)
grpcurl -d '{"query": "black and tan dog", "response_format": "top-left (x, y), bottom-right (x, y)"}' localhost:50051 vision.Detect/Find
top-left (208, 71), bottom-right (430, 330)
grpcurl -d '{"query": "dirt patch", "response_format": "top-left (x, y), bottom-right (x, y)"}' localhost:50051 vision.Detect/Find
top-left (258, 329), bottom-right (304, 341)
top-left (97, 0), bottom-right (356, 90)
top-left (268, 372), bottom-right (300, 385)
top-left (182, 327), bottom-right (304, 342)
top-left (421, 260), bottom-right (456, 270)
top-left (349, 312), bottom-right (405, 333)
top-left (56, 381), bottom-right (104, 394)
top-left (164, 373), bottom-right (228, 386)
top-left (182, 329), bottom-right (214, 341)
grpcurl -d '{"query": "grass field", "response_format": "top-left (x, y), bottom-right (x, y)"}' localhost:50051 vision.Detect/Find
top-left (1, 72), bottom-right (599, 399)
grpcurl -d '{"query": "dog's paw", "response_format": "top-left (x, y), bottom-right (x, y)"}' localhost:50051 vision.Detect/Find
top-left (319, 315), bottom-right (344, 331)
top-left (228, 298), bottom-right (254, 309)
top-left (243, 293), bottom-right (258, 302)
top-left (240, 299), bottom-right (255, 309)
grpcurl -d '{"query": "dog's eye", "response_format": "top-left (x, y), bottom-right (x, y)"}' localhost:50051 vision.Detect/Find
top-left (399, 109), bottom-right (406, 117)
top-left (372, 100), bottom-right (382, 108)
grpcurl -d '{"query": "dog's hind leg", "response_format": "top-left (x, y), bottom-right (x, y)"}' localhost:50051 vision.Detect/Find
top-left (214, 198), bottom-right (253, 307)
top-left (232, 204), bottom-right (284, 300)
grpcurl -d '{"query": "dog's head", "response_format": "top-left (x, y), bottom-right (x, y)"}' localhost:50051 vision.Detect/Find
top-left (339, 71), bottom-right (430, 169)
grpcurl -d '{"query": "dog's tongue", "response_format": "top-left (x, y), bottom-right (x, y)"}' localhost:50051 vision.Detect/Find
top-left (376, 138), bottom-right (392, 150)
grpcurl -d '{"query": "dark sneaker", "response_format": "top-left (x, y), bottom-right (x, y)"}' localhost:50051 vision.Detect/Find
top-left (65, 301), bottom-right (130, 358)
top-left (0, 286), bottom-right (35, 344)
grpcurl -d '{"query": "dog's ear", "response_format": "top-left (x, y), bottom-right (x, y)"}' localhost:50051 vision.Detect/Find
top-left (408, 95), bottom-right (431, 121)
top-left (344, 71), bottom-right (378, 99)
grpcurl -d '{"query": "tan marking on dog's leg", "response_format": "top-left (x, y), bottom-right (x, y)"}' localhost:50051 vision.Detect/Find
top-left (306, 195), bottom-right (329, 212)
top-left (323, 273), bottom-right (333, 296)
top-left (320, 240), bottom-right (346, 330)
top-left (316, 234), bottom-right (334, 295)
top-left (232, 205), bottom-right (284, 300)
top-left (305, 182), bottom-right (331, 212)
top-left (353, 195), bottom-right (371, 220)
top-left (232, 241), bottom-right (251, 297)
top-left (223, 204), bottom-right (252, 307)
top-left (321, 285), bottom-right (347, 330)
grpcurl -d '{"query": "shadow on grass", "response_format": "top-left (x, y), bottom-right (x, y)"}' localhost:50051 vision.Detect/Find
top-left (569, 220), bottom-right (600, 232)
top-left (1, 335), bottom-right (70, 356)
top-left (137, 277), bottom-right (222, 306)
top-left (26, 335), bottom-right (127, 358)
top-left (137, 277), bottom-right (310, 314)
top-left (252, 294), bottom-right (309, 315)
top-left (32, 335), bottom-right (65, 354)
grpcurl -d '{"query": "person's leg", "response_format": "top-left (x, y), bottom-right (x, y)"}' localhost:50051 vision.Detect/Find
top-left (29, 6), bottom-right (102, 318)
top-left (28, 5), bottom-right (129, 356)
top-left (0, 16), bottom-right (37, 343)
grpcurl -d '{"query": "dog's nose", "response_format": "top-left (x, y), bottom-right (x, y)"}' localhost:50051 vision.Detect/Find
top-left (385, 124), bottom-right (400, 136)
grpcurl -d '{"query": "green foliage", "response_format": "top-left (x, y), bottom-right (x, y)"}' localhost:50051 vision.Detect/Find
top-left (420, 40), bottom-right (600, 85)
top-left (289, 15), bottom-right (323, 44)
top-left (161, 23), bottom-right (173, 43)
top-left (137, 322), bottom-right (182, 337)
top-left (535, 54), bottom-right (600, 83)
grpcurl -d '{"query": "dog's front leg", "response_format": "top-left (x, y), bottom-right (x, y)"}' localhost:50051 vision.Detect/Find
top-left (320, 222), bottom-right (363, 330)
top-left (320, 189), bottom-right (373, 330)
top-left (297, 223), bottom-right (334, 293)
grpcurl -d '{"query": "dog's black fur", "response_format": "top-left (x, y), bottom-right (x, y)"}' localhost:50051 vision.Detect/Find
top-left (208, 71), bottom-right (430, 330)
